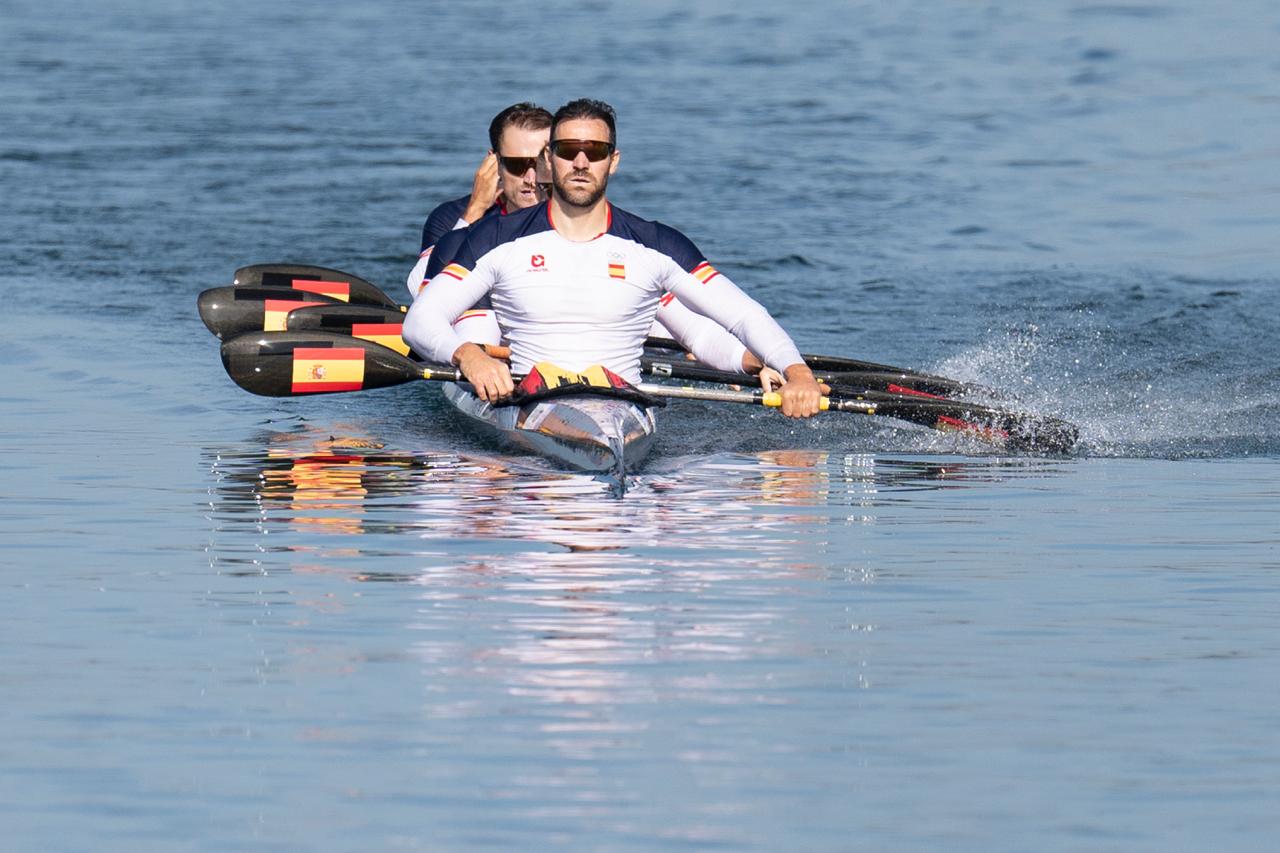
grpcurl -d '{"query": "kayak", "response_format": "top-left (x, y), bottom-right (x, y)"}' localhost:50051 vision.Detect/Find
top-left (440, 382), bottom-right (658, 477)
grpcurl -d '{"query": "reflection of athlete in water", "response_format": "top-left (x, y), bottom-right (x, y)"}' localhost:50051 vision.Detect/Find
top-left (408, 103), bottom-right (783, 384)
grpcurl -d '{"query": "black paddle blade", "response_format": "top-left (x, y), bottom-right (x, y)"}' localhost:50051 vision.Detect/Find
top-left (219, 331), bottom-right (423, 397)
top-left (197, 286), bottom-right (344, 339)
top-left (831, 394), bottom-right (1080, 454)
top-left (232, 263), bottom-right (400, 309)
top-left (284, 303), bottom-right (414, 357)
top-left (1004, 414), bottom-right (1079, 454)
top-left (940, 408), bottom-right (1079, 454)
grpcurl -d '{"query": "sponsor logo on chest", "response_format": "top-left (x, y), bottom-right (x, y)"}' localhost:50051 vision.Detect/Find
top-left (519, 249), bottom-right (633, 279)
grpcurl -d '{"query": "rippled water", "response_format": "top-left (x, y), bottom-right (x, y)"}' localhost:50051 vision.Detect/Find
top-left (4, 0), bottom-right (1280, 850)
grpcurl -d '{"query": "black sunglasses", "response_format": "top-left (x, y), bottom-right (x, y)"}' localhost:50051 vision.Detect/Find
top-left (499, 155), bottom-right (541, 175)
top-left (549, 139), bottom-right (614, 162)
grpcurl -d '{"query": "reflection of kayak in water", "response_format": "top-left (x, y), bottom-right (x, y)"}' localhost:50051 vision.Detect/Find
top-left (441, 381), bottom-right (657, 480)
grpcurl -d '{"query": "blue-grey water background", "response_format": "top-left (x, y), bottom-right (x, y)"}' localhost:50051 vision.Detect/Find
top-left (3, 0), bottom-right (1279, 849)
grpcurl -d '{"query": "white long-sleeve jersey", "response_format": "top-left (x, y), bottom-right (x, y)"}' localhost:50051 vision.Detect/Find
top-left (403, 201), bottom-right (803, 384)
top-left (406, 204), bottom-right (753, 371)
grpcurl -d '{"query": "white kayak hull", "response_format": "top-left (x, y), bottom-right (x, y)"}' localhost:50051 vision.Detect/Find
top-left (441, 382), bottom-right (657, 475)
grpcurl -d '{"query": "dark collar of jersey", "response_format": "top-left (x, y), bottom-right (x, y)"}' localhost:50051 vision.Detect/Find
top-left (442, 201), bottom-right (712, 276)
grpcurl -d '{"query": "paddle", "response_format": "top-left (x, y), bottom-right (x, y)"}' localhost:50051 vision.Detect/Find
top-left (637, 354), bottom-right (1077, 452)
top-left (642, 351), bottom-right (974, 400)
top-left (232, 263), bottom-right (400, 308)
top-left (279, 303), bottom-right (413, 355)
top-left (197, 286), bottom-right (347, 338)
top-left (219, 331), bottom-right (1079, 453)
top-left (235, 263), bottom-right (979, 391)
top-left (200, 285), bottom-right (408, 341)
top-left (641, 354), bottom-right (934, 400)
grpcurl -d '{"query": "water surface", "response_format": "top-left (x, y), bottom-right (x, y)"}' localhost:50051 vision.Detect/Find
top-left (3, 1), bottom-right (1279, 849)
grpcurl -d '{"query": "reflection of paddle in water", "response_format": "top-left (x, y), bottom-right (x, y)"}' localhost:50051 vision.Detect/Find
top-left (262, 448), bottom-right (371, 536)
top-left (210, 426), bottom-right (431, 538)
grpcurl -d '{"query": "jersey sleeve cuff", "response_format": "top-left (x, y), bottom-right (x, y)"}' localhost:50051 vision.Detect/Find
top-left (764, 344), bottom-right (806, 375)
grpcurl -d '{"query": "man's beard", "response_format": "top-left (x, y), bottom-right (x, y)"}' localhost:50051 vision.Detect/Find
top-left (553, 168), bottom-right (608, 209)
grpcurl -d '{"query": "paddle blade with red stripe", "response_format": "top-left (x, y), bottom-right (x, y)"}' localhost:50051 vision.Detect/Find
top-left (284, 303), bottom-right (413, 356)
top-left (828, 395), bottom-right (1079, 454)
top-left (219, 331), bottom-right (426, 397)
top-left (233, 263), bottom-right (400, 308)
top-left (634, 355), bottom-right (1077, 452)
top-left (198, 286), bottom-right (344, 339)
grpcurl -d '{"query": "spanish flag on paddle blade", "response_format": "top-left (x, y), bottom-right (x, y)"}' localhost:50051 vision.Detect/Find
top-left (289, 279), bottom-right (352, 301)
top-left (351, 323), bottom-right (410, 356)
top-left (291, 347), bottom-right (366, 393)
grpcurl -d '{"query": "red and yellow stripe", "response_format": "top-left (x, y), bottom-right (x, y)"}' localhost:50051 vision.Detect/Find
top-left (691, 261), bottom-right (720, 284)
top-left (351, 323), bottom-right (409, 356)
top-left (263, 298), bottom-right (325, 331)
top-left (288, 279), bottom-right (351, 301)
top-left (439, 263), bottom-right (470, 282)
top-left (414, 249), bottom-right (434, 295)
top-left (608, 262), bottom-right (626, 280)
top-left (291, 347), bottom-right (366, 393)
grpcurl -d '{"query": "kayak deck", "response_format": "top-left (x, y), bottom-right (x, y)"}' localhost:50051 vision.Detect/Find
top-left (441, 382), bottom-right (657, 477)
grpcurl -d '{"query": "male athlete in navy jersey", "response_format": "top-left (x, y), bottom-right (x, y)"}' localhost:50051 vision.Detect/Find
top-left (418, 103), bottom-right (553, 257)
top-left (404, 99), bottom-right (823, 418)
top-left (407, 104), bottom-right (554, 346)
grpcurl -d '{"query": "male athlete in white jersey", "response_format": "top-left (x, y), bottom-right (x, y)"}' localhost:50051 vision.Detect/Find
top-left (403, 99), bottom-right (823, 418)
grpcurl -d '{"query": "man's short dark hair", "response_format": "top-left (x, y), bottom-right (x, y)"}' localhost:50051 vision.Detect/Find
top-left (488, 103), bottom-right (554, 152)
top-left (551, 99), bottom-right (617, 147)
